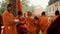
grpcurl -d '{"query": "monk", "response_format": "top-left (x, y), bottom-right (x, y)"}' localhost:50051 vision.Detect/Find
top-left (47, 10), bottom-right (60, 34)
top-left (51, 10), bottom-right (59, 23)
top-left (3, 4), bottom-right (17, 34)
top-left (34, 16), bottom-right (40, 34)
top-left (24, 11), bottom-right (36, 34)
top-left (39, 12), bottom-right (49, 34)
top-left (16, 11), bottom-right (27, 34)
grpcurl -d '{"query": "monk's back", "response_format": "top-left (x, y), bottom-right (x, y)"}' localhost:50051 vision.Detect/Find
top-left (39, 16), bottom-right (49, 34)
top-left (40, 16), bottom-right (49, 25)
top-left (51, 15), bottom-right (59, 23)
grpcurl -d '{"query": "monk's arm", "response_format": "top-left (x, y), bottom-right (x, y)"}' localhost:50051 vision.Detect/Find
top-left (3, 14), bottom-right (16, 26)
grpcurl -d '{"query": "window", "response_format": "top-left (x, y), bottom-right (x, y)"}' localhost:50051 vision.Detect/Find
top-left (52, 7), bottom-right (54, 11)
top-left (55, 3), bottom-right (58, 7)
top-left (59, 1), bottom-right (60, 5)
top-left (49, 8), bottom-right (51, 12)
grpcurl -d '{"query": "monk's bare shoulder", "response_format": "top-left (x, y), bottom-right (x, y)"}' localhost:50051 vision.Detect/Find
top-left (3, 10), bottom-right (9, 16)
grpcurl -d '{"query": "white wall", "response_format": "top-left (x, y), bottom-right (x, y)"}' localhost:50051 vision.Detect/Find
top-left (47, 1), bottom-right (60, 16)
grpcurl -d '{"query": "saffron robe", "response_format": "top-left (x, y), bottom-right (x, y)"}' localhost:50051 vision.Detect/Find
top-left (39, 15), bottom-right (49, 34)
top-left (24, 17), bottom-right (36, 34)
top-left (3, 10), bottom-right (17, 34)
top-left (47, 15), bottom-right (60, 34)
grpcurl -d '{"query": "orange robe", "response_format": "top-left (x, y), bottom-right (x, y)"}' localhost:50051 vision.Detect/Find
top-left (3, 10), bottom-right (17, 34)
top-left (17, 0), bottom-right (24, 16)
top-left (17, 0), bottom-right (22, 11)
top-left (39, 16), bottom-right (49, 34)
top-left (24, 17), bottom-right (36, 34)
top-left (51, 15), bottom-right (59, 23)
top-left (47, 15), bottom-right (60, 34)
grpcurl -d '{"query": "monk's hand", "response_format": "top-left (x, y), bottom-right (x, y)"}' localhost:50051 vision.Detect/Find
top-left (14, 19), bottom-right (20, 24)
top-left (27, 28), bottom-right (30, 32)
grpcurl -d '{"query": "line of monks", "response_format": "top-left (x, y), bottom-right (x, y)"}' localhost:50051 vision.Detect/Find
top-left (0, 4), bottom-right (60, 34)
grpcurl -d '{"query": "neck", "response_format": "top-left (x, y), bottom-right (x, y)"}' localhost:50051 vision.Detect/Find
top-left (7, 9), bottom-right (11, 13)
top-left (56, 15), bottom-right (59, 16)
top-left (28, 16), bottom-right (30, 17)
top-left (42, 15), bottom-right (46, 16)
top-left (18, 15), bottom-right (22, 17)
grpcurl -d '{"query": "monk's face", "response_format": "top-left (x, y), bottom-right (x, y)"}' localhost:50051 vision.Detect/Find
top-left (7, 6), bottom-right (12, 12)
top-left (27, 12), bottom-right (32, 17)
